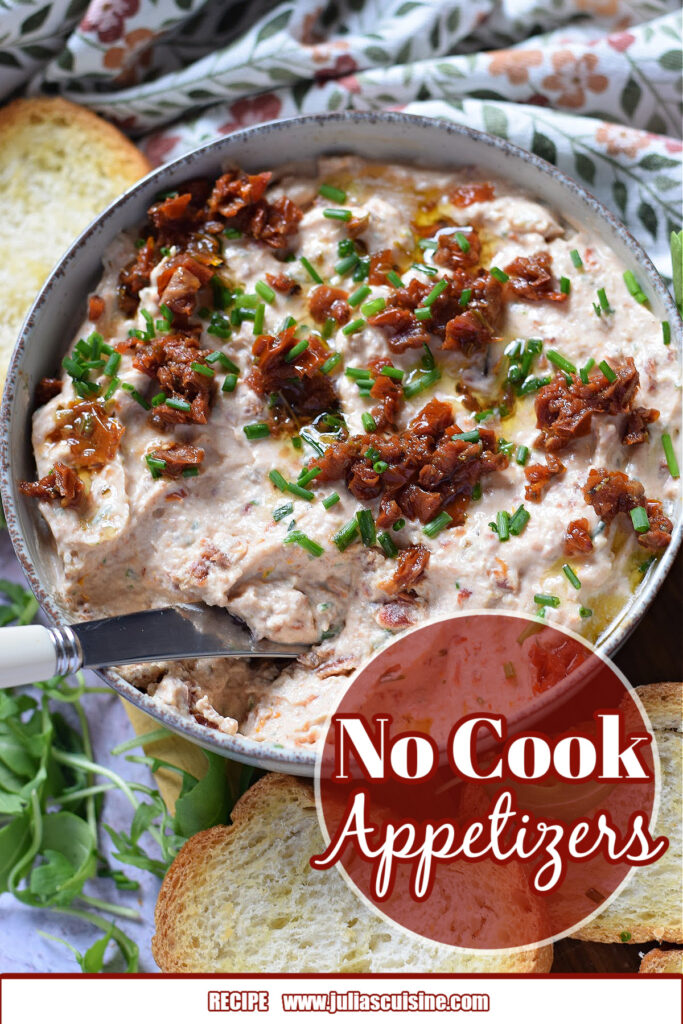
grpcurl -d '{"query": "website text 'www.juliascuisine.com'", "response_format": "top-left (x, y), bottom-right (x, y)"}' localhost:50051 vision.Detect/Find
top-left (208, 989), bottom-right (490, 1013)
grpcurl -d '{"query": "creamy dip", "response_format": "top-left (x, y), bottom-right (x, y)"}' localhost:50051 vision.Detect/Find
top-left (24, 157), bottom-right (681, 749)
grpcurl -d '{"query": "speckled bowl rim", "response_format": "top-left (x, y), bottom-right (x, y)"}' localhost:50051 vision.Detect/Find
top-left (1, 111), bottom-right (681, 776)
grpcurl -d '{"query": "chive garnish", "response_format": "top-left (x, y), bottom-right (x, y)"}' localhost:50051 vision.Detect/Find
top-left (599, 360), bottom-right (617, 383)
top-left (534, 594), bottom-right (560, 607)
top-left (320, 352), bottom-right (341, 375)
top-left (268, 469), bottom-right (288, 492)
top-left (361, 412), bottom-right (377, 432)
top-left (662, 321), bottom-right (671, 345)
top-left (516, 445), bottom-right (529, 466)
top-left (207, 351), bottom-right (239, 373)
top-left (145, 454), bottom-right (166, 478)
top-left (321, 317), bottom-right (336, 339)
top-left (459, 288), bottom-right (472, 307)
top-left (412, 262), bottom-right (437, 277)
top-left (243, 422), bottom-right (270, 440)
top-left (418, 238), bottom-right (438, 250)
top-left (423, 510), bottom-right (452, 538)
top-left (345, 366), bottom-right (371, 380)
top-left (103, 377), bottom-right (120, 401)
top-left (471, 481), bottom-right (482, 501)
top-left (496, 510), bottom-right (510, 542)
top-left (424, 279), bottom-right (448, 306)
top-left (455, 231), bottom-right (470, 253)
top-left (342, 318), bottom-right (365, 335)
top-left (490, 267), bottom-right (509, 283)
top-left (253, 302), bottom-right (265, 336)
top-left (380, 366), bottom-right (404, 380)
top-left (224, 227), bottom-right (242, 239)
top-left (356, 508), bottom-right (376, 547)
top-left (319, 183), bottom-right (346, 203)
top-left (662, 433), bottom-right (680, 478)
top-left (570, 249), bottom-right (583, 269)
top-left (182, 466), bottom-right (199, 478)
top-left (333, 519), bottom-right (359, 551)
top-left (518, 375), bottom-right (551, 395)
top-left (623, 270), bottom-right (647, 304)
top-left (597, 287), bottom-right (613, 314)
top-left (546, 349), bottom-right (577, 375)
top-left (151, 391), bottom-right (167, 407)
top-left (386, 270), bottom-right (404, 289)
top-left (562, 563), bottom-right (582, 589)
top-left (349, 284), bottom-right (371, 307)
top-left (458, 429), bottom-right (480, 443)
top-left (393, 518), bottom-right (406, 531)
top-left (509, 505), bottom-right (530, 536)
top-left (579, 357), bottom-right (595, 385)
top-left (208, 311), bottom-right (231, 337)
top-left (323, 208), bottom-right (352, 221)
top-left (415, 307), bottom-right (432, 320)
top-left (285, 339), bottom-right (309, 363)
top-left (300, 257), bottom-right (323, 284)
top-left (273, 502), bottom-right (294, 521)
top-left (402, 367), bottom-right (441, 399)
top-left (121, 382), bottom-right (151, 410)
top-left (335, 253), bottom-right (359, 276)
top-left (322, 492), bottom-right (340, 510)
top-left (191, 361), bottom-right (215, 377)
top-left (630, 506), bottom-right (649, 533)
top-left (361, 297), bottom-right (386, 317)
top-left (298, 466), bottom-right (321, 488)
top-left (579, 606), bottom-right (593, 618)
top-left (285, 480), bottom-right (315, 501)
top-left (560, 276), bottom-right (571, 295)
top-left (292, 436), bottom-right (303, 450)
top-left (378, 531), bottom-right (398, 558)
top-left (284, 530), bottom-right (324, 557)
top-left (255, 280), bottom-right (276, 304)
top-left (222, 373), bottom-right (237, 393)
top-left (373, 460), bottom-right (388, 474)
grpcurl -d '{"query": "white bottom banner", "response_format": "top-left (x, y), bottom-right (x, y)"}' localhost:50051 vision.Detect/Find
top-left (1, 976), bottom-right (681, 1024)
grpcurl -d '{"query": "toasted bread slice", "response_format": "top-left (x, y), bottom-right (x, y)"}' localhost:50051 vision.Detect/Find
top-left (0, 97), bottom-right (150, 384)
top-left (574, 683), bottom-right (682, 944)
top-left (639, 948), bottom-right (682, 973)
top-left (153, 773), bottom-right (552, 974)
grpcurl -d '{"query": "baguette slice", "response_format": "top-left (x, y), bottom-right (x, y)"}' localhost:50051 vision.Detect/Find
top-left (153, 773), bottom-right (552, 974)
top-left (639, 948), bottom-right (682, 974)
top-left (0, 97), bottom-right (151, 384)
top-left (575, 683), bottom-right (682, 944)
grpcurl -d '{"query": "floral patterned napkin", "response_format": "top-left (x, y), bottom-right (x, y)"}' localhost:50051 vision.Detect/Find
top-left (1, 0), bottom-right (681, 276)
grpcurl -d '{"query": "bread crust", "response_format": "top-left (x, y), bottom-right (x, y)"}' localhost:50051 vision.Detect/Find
top-left (639, 948), bottom-right (682, 973)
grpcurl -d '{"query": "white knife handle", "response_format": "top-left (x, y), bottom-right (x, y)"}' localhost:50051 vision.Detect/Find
top-left (0, 625), bottom-right (82, 688)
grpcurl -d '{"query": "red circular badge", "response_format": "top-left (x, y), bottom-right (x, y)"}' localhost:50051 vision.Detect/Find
top-left (313, 612), bottom-right (665, 951)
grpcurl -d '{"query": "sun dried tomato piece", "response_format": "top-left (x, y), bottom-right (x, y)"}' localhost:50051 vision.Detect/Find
top-left (308, 285), bottom-right (350, 325)
top-left (368, 249), bottom-right (398, 286)
top-left (149, 442), bottom-right (204, 478)
top-left (434, 228), bottom-right (481, 270)
top-left (376, 494), bottom-right (403, 529)
top-left (156, 253), bottom-right (214, 318)
top-left (135, 332), bottom-right (214, 426)
top-left (266, 271), bottom-right (301, 295)
top-left (622, 406), bottom-right (659, 446)
top-left (375, 596), bottom-right (420, 631)
top-left (524, 454), bottom-right (566, 502)
top-left (19, 462), bottom-right (84, 509)
top-left (243, 196), bottom-right (303, 250)
top-left (639, 500), bottom-right (673, 550)
top-left (504, 251), bottom-right (568, 303)
top-left (207, 170), bottom-right (272, 219)
top-left (246, 326), bottom-right (338, 427)
top-left (347, 213), bottom-right (369, 239)
top-left (409, 398), bottom-right (454, 437)
top-left (381, 544), bottom-right (430, 596)
top-left (118, 237), bottom-right (158, 316)
top-left (564, 518), bottom-right (594, 556)
top-left (88, 295), bottom-right (105, 321)
top-left (47, 400), bottom-right (124, 468)
top-left (368, 357), bottom-right (404, 431)
top-left (583, 468), bottom-right (644, 522)
top-left (441, 271), bottom-right (505, 354)
top-left (368, 307), bottom-right (432, 352)
top-left (450, 182), bottom-right (495, 207)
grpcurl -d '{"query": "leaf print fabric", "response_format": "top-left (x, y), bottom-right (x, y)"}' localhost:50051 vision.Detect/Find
top-left (0, 0), bottom-right (680, 276)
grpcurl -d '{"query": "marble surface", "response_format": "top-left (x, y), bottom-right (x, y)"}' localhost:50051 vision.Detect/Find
top-left (0, 530), bottom-right (161, 974)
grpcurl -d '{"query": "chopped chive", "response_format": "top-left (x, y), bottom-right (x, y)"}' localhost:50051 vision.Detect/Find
top-left (273, 502), bottom-right (294, 521)
top-left (378, 530), bottom-right (398, 558)
top-left (191, 361), bottom-right (215, 377)
top-left (120, 382), bottom-right (151, 410)
top-left (145, 455), bottom-right (166, 478)
top-left (661, 433), bottom-right (680, 478)
top-left (298, 466), bottom-right (321, 488)
top-left (459, 288), bottom-right (472, 307)
top-left (356, 508), bottom-right (376, 546)
top-left (353, 258), bottom-right (370, 282)
top-left (373, 461), bottom-right (388, 474)
top-left (338, 237), bottom-right (354, 257)
top-left (156, 318), bottom-right (172, 332)
top-left (597, 287), bottom-right (613, 313)
top-left (412, 262), bottom-right (437, 277)
top-left (104, 351), bottom-right (121, 376)
top-left (546, 349), bottom-right (577, 375)
top-left (243, 422), bottom-right (270, 440)
top-left (418, 238), bottom-right (437, 250)
top-left (164, 396), bottom-right (191, 412)
top-left (182, 466), bottom-right (199, 478)
top-left (63, 355), bottom-right (86, 378)
top-left (322, 316), bottom-right (336, 339)
top-left (422, 347), bottom-right (434, 375)
top-left (128, 327), bottom-right (147, 340)
top-left (475, 409), bottom-right (495, 423)
top-left (579, 357), bottom-right (595, 385)
top-left (364, 446), bottom-right (380, 461)
top-left (630, 506), bottom-right (649, 533)
top-left (284, 530), bottom-right (324, 557)
top-left (509, 505), bottom-right (530, 536)
top-left (151, 391), bottom-right (167, 407)
top-left (323, 208), bottom-right (352, 221)
top-left (342, 318), bottom-right (365, 335)
top-left (562, 563), bottom-right (582, 590)
top-left (319, 183), bottom-right (346, 203)
top-left (454, 231), bottom-right (470, 253)
top-left (516, 445), bottom-right (529, 466)
top-left (415, 307), bottom-right (432, 320)
top-left (457, 429), bottom-right (480, 443)
top-left (570, 249), bottom-right (583, 269)
top-left (662, 321), bottom-right (671, 345)
top-left (623, 270), bottom-right (647, 304)
top-left (387, 270), bottom-right (404, 289)
top-left (424, 278), bottom-right (448, 306)
top-left (598, 359), bottom-right (617, 383)
top-left (335, 253), bottom-right (359, 276)
top-left (560, 276), bottom-right (571, 295)
top-left (471, 481), bottom-right (482, 501)
top-left (285, 339), bottom-right (309, 363)
top-left (300, 257), bottom-right (323, 284)
top-left (207, 351), bottom-right (239, 373)
top-left (534, 593), bottom-right (560, 607)
top-left (333, 519), bottom-right (359, 552)
top-left (361, 412), bottom-right (377, 433)
top-left (222, 373), bottom-right (237, 393)
top-left (380, 366), bottom-right (404, 380)
top-left (268, 469), bottom-right (288, 492)
top-left (349, 284), bottom-right (371, 307)
top-left (321, 352), bottom-right (342, 374)
top-left (292, 435), bottom-right (303, 450)
top-left (490, 267), bottom-right (509, 283)
top-left (518, 375), bottom-right (551, 395)
top-left (423, 510), bottom-right (452, 538)
top-left (253, 302), bottom-right (265, 336)
top-left (357, 380), bottom-right (373, 395)
top-left (496, 509), bottom-right (510, 542)
top-left (103, 377), bottom-right (120, 401)
top-left (402, 367), bottom-right (441, 399)
top-left (208, 311), bottom-right (232, 337)
top-left (237, 293), bottom-right (260, 309)
top-left (579, 606), bottom-right (593, 618)
top-left (393, 518), bottom-right (406, 531)
top-left (361, 297), bottom-right (386, 317)
top-left (345, 366), bottom-right (371, 380)
top-left (322, 492), bottom-right (340, 510)
top-left (255, 280), bottom-right (276, 304)
top-left (285, 480), bottom-right (315, 501)
top-left (224, 227), bottom-right (242, 239)
top-left (160, 303), bottom-right (173, 322)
